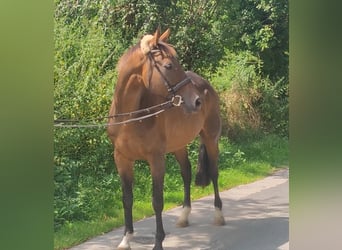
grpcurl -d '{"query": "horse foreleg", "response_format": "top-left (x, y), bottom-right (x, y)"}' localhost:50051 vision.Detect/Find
top-left (174, 148), bottom-right (192, 227)
top-left (115, 150), bottom-right (134, 250)
top-left (148, 156), bottom-right (166, 250)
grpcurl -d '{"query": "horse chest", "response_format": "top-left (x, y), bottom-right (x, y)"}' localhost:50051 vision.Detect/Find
top-left (114, 125), bottom-right (165, 159)
top-left (164, 114), bottom-right (204, 152)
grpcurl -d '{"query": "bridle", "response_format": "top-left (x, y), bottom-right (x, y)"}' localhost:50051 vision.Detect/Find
top-left (148, 48), bottom-right (191, 105)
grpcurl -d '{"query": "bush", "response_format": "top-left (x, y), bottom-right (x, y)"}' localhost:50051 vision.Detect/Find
top-left (54, 128), bottom-right (117, 230)
top-left (54, 16), bottom-right (120, 120)
top-left (211, 50), bottom-right (288, 140)
top-left (54, 13), bottom-right (122, 230)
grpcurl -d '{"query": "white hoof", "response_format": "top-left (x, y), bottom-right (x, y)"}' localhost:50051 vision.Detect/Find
top-left (117, 233), bottom-right (133, 250)
top-left (176, 206), bottom-right (191, 227)
top-left (213, 207), bottom-right (226, 226)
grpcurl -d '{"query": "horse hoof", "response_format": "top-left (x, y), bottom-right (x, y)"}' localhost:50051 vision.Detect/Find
top-left (176, 206), bottom-right (191, 227)
top-left (213, 208), bottom-right (226, 226)
top-left (176, 219), bottom-right (189, 228)
top-left (213, 216), bottom-right (226, 226)
top-left (117, 233), bottom-right (133, 250)
top-left (152, 246), bottom-right (163, 250)
top-left (117, 245), bottom-right (131, 250)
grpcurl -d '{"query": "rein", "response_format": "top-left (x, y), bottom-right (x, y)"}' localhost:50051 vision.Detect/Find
top-left (54, 96), bottom-right (183, 128)
top-left (54, 48), bottom-right (191, 129)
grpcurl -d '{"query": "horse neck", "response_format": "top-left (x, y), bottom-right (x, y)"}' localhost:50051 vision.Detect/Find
top-left (112, 72), bottom-right (146, 115)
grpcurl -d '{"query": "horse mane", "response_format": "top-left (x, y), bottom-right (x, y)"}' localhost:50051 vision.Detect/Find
top-left (116, 43), bottom-right (143, 74)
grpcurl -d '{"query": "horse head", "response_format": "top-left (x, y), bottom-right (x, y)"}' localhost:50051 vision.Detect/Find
top-left (140, 28), bottom-right (203, 113)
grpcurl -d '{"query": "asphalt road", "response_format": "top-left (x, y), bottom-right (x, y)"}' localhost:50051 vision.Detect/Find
top-left (70, 168), bottom-right (289, 250)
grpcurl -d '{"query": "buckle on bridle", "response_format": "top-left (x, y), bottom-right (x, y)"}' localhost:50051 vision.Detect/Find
top-left (171, 95), bottom-right (183, 106)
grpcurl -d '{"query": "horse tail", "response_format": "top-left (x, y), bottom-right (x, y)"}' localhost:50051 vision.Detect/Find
top-left (195, 144), bottom-right (211, 187)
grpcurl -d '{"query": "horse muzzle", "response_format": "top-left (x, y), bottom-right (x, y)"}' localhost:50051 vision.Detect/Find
top-left (182, 94), bottom-right (202, 114)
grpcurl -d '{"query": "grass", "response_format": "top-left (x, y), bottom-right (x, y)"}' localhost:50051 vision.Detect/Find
top-left (54, 134), bottom-right (288, 249)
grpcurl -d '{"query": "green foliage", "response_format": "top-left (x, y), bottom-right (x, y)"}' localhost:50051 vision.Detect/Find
top-left (54, 129), bottom-right (117, 230)
top-left (168, 1), bottom-right (223, 75)
top-left (217, 0), bottom-right (289, 80)
top-left (54, 4), bottom-right (124, 232)
top-left (211, 50), bottom-right (288, 139)
top-left (54, 15), bottom-right (120, 120)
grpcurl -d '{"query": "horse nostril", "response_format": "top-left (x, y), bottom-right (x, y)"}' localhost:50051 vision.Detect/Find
top-left (195, 97), bottom-right (202, 108)
top-left (164, 63), bottom-right (172, 70)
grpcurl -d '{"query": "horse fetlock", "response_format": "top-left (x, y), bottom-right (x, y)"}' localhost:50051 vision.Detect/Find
top-left (153, 233), bottom-right (165, 250)
top-left (213, 207), bottom-right (226, 226)
top-left (152, 245), bottom-right (163, 250)
top-left (176, 206), bottom-right (191, 227)
top-left (117, 233), bottom-right (133, 250)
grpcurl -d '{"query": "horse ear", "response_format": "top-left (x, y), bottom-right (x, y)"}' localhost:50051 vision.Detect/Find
top-left (160, 28), bottom-right (170, 42)
top-left (152, 27), bottom-right (161, 47)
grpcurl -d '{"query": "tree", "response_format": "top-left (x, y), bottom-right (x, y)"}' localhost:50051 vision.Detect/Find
top-left (217, 0), bottom-right (288, 81)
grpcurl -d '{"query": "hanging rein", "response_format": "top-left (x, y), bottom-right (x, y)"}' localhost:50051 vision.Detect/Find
top-left (54, 49), bottom-right (191, 128)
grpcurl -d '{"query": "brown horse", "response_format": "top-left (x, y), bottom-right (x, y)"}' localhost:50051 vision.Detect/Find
top-left (107, 28), bottom-right (225, 250)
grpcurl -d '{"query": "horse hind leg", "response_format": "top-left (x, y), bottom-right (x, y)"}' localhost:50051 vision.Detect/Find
top-left (195, 144), bottom-right (211, 187)
top-left (174, 148), bottom-right (192, 227)
top-left (197, 134), bottom-right (226, 226)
